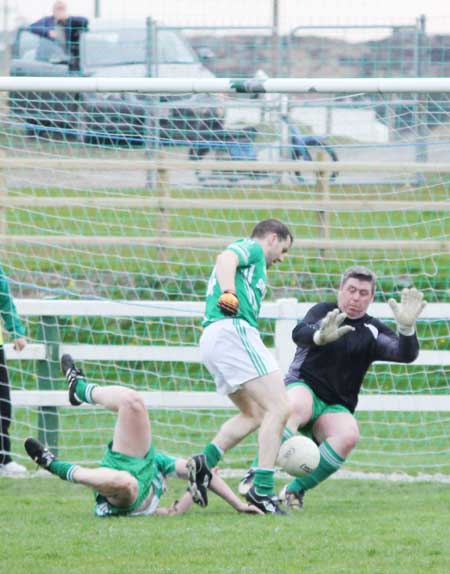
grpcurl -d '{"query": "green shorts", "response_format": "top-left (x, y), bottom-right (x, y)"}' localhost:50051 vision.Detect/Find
top-left (286, 381), bottom-right (351, 439)
top-left (94, 443), bottom-right (176, 517)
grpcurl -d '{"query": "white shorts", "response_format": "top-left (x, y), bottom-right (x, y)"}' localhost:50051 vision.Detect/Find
top-left (199, 318), bottom-right (280, 396)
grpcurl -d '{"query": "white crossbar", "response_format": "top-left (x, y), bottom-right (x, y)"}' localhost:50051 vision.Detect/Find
top-left (2, 77), bottom-right (450, 93)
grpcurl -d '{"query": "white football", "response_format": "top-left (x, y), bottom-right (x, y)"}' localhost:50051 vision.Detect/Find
top-left (277, 435), bottom-right (320, 477)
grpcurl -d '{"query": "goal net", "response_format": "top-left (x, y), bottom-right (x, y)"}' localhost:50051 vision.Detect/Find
top-left (0, 77), bottom-right (449, 477)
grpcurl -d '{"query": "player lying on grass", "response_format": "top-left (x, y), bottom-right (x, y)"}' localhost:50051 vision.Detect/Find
top-left (25, 354), bottom-right (262, 517)
top-left (238, 266), bottom-right (426, 510)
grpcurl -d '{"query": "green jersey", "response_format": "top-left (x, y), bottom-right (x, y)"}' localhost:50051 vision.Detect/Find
top-left (0, 264), bottom-right (26, 346)
top-left (203, 239), bottom-right (267, 328)
top-left (94, 446), bottom-right (176, 517)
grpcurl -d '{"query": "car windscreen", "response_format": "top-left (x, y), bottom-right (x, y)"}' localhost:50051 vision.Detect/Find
top-left (15, 29), bottom-right (68, 63)
top-left (83, 29), bottom-right (197, 67)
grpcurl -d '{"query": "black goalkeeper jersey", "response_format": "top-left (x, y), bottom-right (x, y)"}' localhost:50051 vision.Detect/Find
top-left (285, 301), bottom-right (420, 413)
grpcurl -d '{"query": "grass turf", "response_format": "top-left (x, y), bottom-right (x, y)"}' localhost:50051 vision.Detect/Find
top-left (1, 476), bottom-right (449, 574)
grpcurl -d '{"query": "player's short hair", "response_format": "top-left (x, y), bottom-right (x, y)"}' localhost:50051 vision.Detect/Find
top-left (251, 219), bottom-right (294, 244)
top-left (340, 266), bottom-right (376, 293)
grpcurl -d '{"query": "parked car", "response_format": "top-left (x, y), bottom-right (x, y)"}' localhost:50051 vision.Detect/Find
top-left (9, 20), bottom-right (222, 145)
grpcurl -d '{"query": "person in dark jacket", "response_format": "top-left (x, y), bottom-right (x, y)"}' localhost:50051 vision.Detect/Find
top-left (239, 266), bottom-right (426, 509)
top-left (0, 264), bottom-right (27, 476)
top-left (30, 2), bottom-right (88, 70)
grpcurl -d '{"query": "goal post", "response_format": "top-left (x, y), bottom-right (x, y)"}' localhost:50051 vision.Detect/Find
top-left (0, 76), bottom-right (448, 476)
top-left (2, 76), bottom-right (450, 92)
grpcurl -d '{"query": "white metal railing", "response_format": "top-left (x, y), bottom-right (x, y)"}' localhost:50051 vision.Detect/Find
top-left (6, 298), bottom-right (450, 411)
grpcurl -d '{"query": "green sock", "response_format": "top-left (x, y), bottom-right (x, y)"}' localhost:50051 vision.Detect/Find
top-left (74, 377), bottom-right (98, 405)
top-left (251, 426), bottom-right (295, 467)
top-left (203, 442), bottom-right (223, 469)
top-left (253, 468), bottom-right (275, 496)
top-left (287, 440), bottom-right (345, 493)
top-left (48, 460), bottom-right (79, 481)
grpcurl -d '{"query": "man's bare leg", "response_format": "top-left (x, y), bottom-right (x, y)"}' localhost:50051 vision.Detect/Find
top-left (24, 437), bottom-right (139, 507)
top-left (239, 383), bottom-right (314, 495)
top-left (283, 412), bottom-right (358, 508)
top-left (312, 412), bottom-right (360, 459)
top-left (286, 385), bottom-right (314, 433)
top-left (242, 370), bottom-right (290, 469)
top-left (62, 354), bottom-right (151, 457)
top-left (91, 386), bottom-right (151, 458)
top-left (211, 389), bottom-right (264, 451)
top-left (203, 370), bottom-right (289, 468)
top-left (188, 370), bottom-right (289, 512)
top-left (24, 355), bottom-right (152, 507)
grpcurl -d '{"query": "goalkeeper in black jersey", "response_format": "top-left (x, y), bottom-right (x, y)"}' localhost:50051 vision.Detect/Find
top-left (239, 266), bottom-right (425, 510)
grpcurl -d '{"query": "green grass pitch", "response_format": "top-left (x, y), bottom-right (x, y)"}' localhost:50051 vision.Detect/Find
top-left (1, 477), bottom-right (449, 574)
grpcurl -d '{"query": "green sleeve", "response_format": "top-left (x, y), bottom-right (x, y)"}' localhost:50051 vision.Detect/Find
top-left (154, 453), bottom-right (177, 477)
top-left (0, 267), bottom-right (26, 338)
top-left (227, 239), bottom-right (264, 268)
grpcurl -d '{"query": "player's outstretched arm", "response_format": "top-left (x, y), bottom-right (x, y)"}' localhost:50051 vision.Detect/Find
top-left (161, 458), bottom-right (262, 515)
top-left (156, 490), bottom-right (194, 516)
top-left (388, 287), bottom-right (426, 336)
top-left (313, 309), bottom-right (355, 346)
top-left (208, 472), bottom-right (263, 514)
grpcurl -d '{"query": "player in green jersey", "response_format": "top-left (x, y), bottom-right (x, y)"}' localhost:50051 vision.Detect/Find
top-left (24, 354), bottom-right (261, 517)
top-left (187, 219), bottom-right (294, 515)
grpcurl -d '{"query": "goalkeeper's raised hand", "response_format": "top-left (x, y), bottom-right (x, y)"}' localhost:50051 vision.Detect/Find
top-left (388, 287), bottom-right (426, 335)
top-left (218, 290), bottom-right (239, 315)
top-left (313, 308), bottom-right (355, 346)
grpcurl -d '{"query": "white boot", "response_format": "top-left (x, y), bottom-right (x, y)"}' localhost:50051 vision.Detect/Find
top-left (0, 460), bottom-right (28, 476)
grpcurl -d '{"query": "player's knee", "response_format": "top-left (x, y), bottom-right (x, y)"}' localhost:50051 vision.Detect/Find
top-left (116, 475), bottom-right (138, 503)
top-left (121, 389), bottom-right (146, 415)
top-left (288, 399), bottom-right (308, 425)
top-left (249, 404), bottom-right (264, 426)
top-left (109, 471), bottom-right (137, 495)
top-left (271, 395), bottom-right (290, 425)
top-left (342, 425), bottom-right (360, 451)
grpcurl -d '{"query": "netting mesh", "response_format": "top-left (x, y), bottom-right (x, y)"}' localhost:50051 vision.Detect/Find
top-left (0, 87), bottom-right (449, 474)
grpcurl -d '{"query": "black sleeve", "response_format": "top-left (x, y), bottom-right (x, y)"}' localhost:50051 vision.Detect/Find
top-left (68, 17), bottom-right (89, 31)
top-left (372, 320), bottom-right (419, 363)
top-left (292, 302), bottom-right (334, 346)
